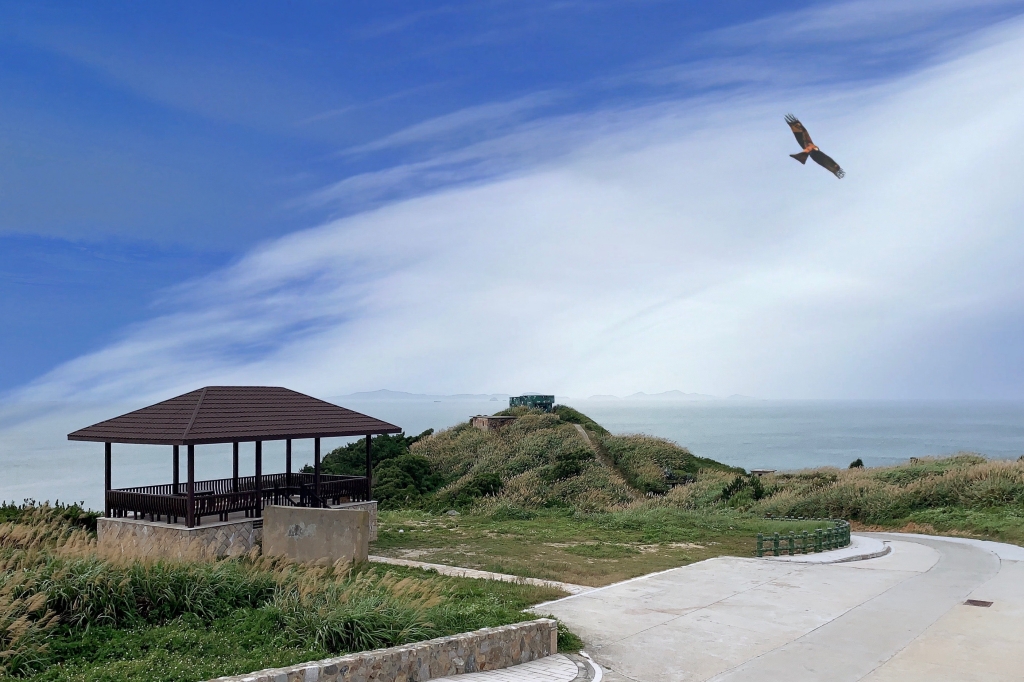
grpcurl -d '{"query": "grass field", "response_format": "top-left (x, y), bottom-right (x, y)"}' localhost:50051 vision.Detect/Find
top-left (372, 508), bottom-right (838, 586)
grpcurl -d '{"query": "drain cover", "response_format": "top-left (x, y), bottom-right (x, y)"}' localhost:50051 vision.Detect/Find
top-left (964, 599), bottom-right (993, 607)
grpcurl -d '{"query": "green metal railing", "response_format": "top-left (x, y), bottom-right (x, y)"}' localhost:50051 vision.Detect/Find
top-left (755, 518), bottom-right (851, 557)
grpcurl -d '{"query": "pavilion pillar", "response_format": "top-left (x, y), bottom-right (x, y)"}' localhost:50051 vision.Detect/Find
top-left (286, 439), bottom-right (292, 487)
top-left (186, 444), bottom-right (195, 528)
top-left (365, 434), bottom-right (372, 501)
top-left (173, 445), bottom-right (180, 495)
top-left (314, 438), bottom-right (321, 500)
top-left (255, 441), bottom-right (262, 518)
top-left (232, 442), bottom-right (239, 492)
top-left (104, 442), bottom-right (111, 518)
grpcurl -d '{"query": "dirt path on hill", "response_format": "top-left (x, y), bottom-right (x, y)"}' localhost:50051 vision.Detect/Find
top-left (572, 423), bottom-right (644, 497)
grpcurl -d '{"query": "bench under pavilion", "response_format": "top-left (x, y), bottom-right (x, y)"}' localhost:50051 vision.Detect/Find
top-left (68, 386), bottom-right (401, 529)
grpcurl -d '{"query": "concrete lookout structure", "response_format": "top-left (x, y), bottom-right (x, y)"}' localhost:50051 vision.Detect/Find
top-left (69, 386), bottom-right (399, 560)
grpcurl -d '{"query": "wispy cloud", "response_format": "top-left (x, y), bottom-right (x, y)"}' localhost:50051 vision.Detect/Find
top-left (709, 0), bottom-right (1024, 47)
top-left (340, 92), bottom-right (563, 155)
top-left (11, 13), bottom-right (1024, 407)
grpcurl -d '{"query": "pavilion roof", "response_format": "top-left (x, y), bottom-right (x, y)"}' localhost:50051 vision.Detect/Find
top-left (67, 386), bottom-right (402, 445)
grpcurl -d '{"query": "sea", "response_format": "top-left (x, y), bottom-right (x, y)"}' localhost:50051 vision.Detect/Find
top-left (3, 398), bottom-right (1024, 512)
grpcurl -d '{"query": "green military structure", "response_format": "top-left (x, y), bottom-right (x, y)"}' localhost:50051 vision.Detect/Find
top-left (509, 394), bottom-right (555, 412)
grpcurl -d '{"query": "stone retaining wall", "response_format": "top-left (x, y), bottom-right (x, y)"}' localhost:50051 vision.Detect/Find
top-left (98, 517), bottom-right (261, 560)
top-left (208, 618), bottom-right (558, 682)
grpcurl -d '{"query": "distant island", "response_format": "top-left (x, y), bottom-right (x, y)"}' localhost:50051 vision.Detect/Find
top-left (330, 389), bottom-right (512, 402)
top-left (332, 389), bottom-right (758, 403)
top-left (585, 390), bottom-right (759, 401)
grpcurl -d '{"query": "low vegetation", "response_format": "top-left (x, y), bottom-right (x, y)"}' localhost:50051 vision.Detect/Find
top-left (8, 407), bottom-right (1023, 679)
top-left (747, 454), bottom-right (1024, 544)
top-left (315, 430), bottom-right (444, 509)
top-left (374, 507), bottom-right (834, 586)
top-left (367, 407), bottom-right (1024, 584)
top-left (410, 405), bottom-right (740, 512)
top-left (385, 407), bottom-right (1024, 544)
top-left (0, 503), bottom-right (563, 681)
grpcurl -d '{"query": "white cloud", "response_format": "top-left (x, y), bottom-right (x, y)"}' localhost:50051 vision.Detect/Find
top-left (10, 14), bottom-right (1024, 408)
top-left (710, 0), bottom-right (1024, 47)
top-left (341, 92), bottom-right (562, 155)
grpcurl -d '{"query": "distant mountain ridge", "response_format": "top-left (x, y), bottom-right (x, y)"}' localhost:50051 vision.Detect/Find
top-left (331, 389), bottom-right (757, 403)
top-left (331, 389), bottom-right (510, 402)
top-left (585, 390), bottom-right (759, 401)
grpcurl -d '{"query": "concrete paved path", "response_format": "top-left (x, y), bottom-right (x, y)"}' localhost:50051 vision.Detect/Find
top-left (369, 555), bottom-right (593, 594)
top-left (535, 534), bottom-right (1023, 681)
top-left (431, 654), bottom-right (592, 682)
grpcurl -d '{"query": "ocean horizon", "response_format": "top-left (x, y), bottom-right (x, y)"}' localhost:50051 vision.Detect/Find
top-left (3, 397), bottom-right (1023, 512)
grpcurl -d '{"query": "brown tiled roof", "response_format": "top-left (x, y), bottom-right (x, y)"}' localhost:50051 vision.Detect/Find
top-left (67, 386), bottom-right (402, 445)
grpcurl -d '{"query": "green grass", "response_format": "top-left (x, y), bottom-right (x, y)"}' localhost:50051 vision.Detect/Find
top-left (22, 570), bottom-right (565, 682)
top-left (10, 409), bottom-right (1024, 680)
top-left (598, 433), bottom-right (742, 494)
top-left (0, 504), bottom-right (565, 681)
top-left (410, 406), bottom-right (741, 511)
top-left (743, 454), bottom-right (1024, 545)
top-left (372, 507), bottom-right (837, 586)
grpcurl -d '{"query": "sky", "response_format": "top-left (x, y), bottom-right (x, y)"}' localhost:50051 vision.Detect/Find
top-left (4, 0), bottom-right (1024, 410)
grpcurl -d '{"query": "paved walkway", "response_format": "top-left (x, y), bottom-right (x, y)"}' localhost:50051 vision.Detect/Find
top-left (430, 654), bottom-right (587, 682)
top-left (369, 555), bottom-right (593, 594)
top-left (535, 533), bottom-right (1024, 681)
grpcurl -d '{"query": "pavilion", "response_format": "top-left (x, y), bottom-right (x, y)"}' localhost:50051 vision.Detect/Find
top-left (68, 386), bottom-right (401, 528)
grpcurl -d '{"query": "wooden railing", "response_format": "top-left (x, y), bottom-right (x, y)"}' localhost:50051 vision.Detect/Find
top-left (107, 490), bottom-right (188, 523)
top-left (107, 472), bottom-right (370, 526)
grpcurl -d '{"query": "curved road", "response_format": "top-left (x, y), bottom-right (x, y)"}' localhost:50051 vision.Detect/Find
top-left (536, 533), bottom-right (1024, 681)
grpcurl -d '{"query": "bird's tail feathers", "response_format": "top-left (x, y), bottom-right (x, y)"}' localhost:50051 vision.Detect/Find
top-left (790, 152), bottom-right (809, 164)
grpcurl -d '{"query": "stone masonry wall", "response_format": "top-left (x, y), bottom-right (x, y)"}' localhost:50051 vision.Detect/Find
top-left (98, 517), bottom-right (261, 561)
top-left (208, 618), bottom-right (558, 682)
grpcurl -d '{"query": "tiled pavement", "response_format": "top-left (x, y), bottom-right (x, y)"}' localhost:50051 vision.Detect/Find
top-left (430, 654), bottom-right (585, 682)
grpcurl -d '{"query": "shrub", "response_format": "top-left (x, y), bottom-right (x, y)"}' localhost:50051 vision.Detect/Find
top-left (318, 430), bottom-right (434, 477)
top-left (374, 454), bottom-right (447, 509)
top-left (601, 434), bottom-right (741, 495)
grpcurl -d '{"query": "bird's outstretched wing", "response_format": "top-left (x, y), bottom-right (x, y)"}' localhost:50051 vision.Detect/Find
top-left (785, 114), bottom-right (813, 148)
top-left (809, 149), bottom-right (845, 179)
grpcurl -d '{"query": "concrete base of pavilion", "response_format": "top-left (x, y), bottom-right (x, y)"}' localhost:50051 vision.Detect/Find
top-left (98, 500), bottom-right (377, 561)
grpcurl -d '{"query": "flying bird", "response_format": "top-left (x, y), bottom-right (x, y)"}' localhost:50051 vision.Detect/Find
top-left (785, 114), bottom-right (845, 178)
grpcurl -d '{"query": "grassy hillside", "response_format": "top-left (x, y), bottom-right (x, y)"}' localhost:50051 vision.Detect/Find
top-left (392, 406), bottom-right (1024, 547)
top-left (410, 405), bottom-right (740, 512)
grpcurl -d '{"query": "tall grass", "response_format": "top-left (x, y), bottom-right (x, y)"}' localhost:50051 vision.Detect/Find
top-left (1, 577), bottom-right (58, 676)
top-left (413, 411), bottom-right (635, 510)
top-left (0, 503), bottom-right (551, 679)
top-left (599, 434), bottom-right (741, 494)
top-left (412, 408), bottom-right (742, 509)
top-left (415, 409), bottom-right (1024, 545)
top-left (748, 454), bottom-right (1024, 524)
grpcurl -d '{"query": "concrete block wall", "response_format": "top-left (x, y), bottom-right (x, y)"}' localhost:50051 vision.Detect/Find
top-left (263, 506), bottom-right (369, 564)
top-left (208, 618), bottom-right (558, 682)
top-left (336, 501), bottom-right (378, 541)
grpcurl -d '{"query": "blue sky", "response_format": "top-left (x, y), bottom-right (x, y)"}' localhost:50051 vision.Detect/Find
top-left (3, 0), bottom-right (1024, 400)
